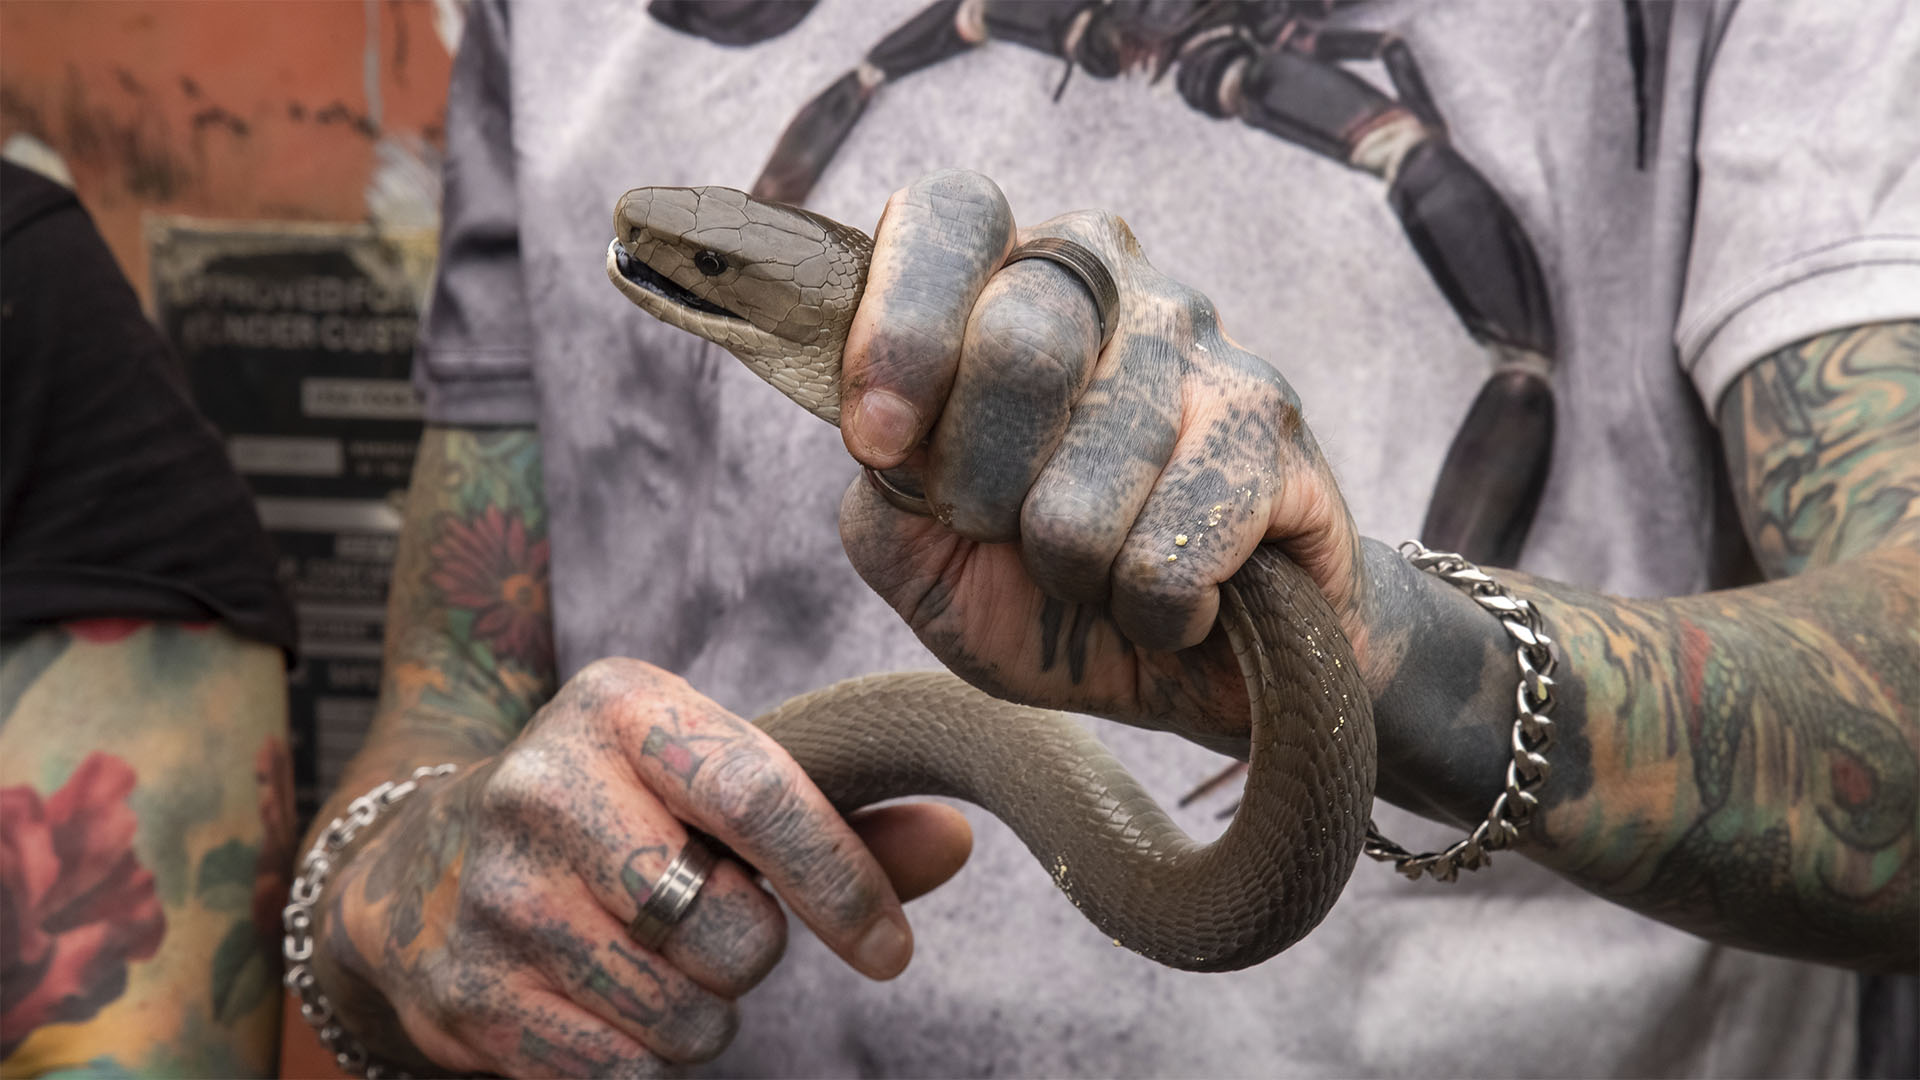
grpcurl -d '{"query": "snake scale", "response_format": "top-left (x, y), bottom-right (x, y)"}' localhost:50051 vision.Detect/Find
top-left (606, 185), bottom-right (1375, 971)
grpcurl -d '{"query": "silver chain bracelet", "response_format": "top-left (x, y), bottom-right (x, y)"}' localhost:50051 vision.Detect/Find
top-left (1362, 540), bottom-right (1558, 882)
top-left (283, 763), bottom-right (460, 1080)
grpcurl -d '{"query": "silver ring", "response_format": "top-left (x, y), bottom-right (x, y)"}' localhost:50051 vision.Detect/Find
top-left (862, 464), bottom-right (934, 517)
top-left (627, 837), bottom-right (717, 950)
top-left (1002, 236), bottom-right (1120, 350)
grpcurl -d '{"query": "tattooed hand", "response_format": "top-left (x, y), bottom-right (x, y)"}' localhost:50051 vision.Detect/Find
top-left (311, 658), bottom-right (969, 1076)
top-left (836, 170), bottom-right (1364, 748)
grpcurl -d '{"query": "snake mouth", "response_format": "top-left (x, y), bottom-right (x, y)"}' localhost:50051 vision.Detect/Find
top-left (609, 238), bottom-right (742, 321)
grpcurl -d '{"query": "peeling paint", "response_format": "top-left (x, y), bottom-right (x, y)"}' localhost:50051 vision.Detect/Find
top-left (0, 1), bottom-right (456, 302)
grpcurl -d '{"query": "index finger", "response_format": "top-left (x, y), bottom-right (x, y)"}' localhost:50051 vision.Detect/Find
top-left (590, 660), bottom-right (916, 981)
top-left (841, 169), bottom-right (1017, 468)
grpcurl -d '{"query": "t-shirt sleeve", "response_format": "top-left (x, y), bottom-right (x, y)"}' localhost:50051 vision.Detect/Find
top-left (0, 163), bottom-right (298, 653)
top-left (413, 0), bottom-right (539, 426)
top-left (1676, 0), bottom-right (1920, 411)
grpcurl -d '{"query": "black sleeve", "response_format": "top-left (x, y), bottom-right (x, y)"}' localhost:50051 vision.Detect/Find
top-left (0, 162), bottom-right (298, 654)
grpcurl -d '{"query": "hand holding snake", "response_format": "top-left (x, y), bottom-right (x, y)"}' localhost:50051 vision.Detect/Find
top-left (610, 169), bottom-right (1376, 969)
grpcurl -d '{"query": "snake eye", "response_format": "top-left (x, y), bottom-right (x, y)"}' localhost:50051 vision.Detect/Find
top-left (693, 249), bottom-right (728, 277)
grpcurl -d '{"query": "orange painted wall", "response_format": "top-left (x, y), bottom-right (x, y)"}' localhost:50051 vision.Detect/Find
top-left (0, 0), bottom-right (456, 301)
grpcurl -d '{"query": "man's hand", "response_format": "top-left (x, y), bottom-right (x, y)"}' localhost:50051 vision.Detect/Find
top-left (312, 658), bottom-right (969, 1076)
top-left (835, 170), bottom-right (1366, 750)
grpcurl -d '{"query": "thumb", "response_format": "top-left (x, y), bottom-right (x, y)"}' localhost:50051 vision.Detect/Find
top-left (849, 803), bottom-right (973, 903)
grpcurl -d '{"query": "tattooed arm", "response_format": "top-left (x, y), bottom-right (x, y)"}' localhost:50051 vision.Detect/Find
top-left (0, 623), bottom-right (291, 1076)
top-left (830, 172), bottom-right (1914, 972)
top-left (297, 427), bottom-right (967, 1076)
top-left (1361, 322), bottom-right (1919, 971)
top-left (300, 425), bottom-right (560, 834)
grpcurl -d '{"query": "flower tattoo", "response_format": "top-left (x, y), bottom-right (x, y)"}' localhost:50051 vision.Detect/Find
top-left (0, 753), bottom-right (166, 1057)
top-left (427, 505), bottom-right (552, 667)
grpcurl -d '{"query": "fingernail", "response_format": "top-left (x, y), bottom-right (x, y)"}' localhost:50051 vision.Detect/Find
top-left (851, 390), bottom-right (921, 462)
top-left (855, 915), bottom-right (911, 977)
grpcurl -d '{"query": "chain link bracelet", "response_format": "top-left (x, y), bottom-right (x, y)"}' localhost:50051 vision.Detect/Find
top-left (283, 763), bottom-right (460, 1080)
top-left (1362, 540), bottom-right (1559, 882)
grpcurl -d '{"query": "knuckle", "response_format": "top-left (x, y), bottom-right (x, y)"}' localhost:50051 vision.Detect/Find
top-left (1168, 279), bottom-right (1216, 327)
top-left (1039, 207), bottom-right (1138, 264)
top-left (1249, 363), bottom-right (1302, 417)
top-left (570, 656), bottom-right (669, 701)
top-left (1050, 207), bottom-right (1120, 242)
top-left (432, 961), bottom-right (505, 1033)
top-left (458, 873), bottom-right (538, 941)
top-left (697, 747), bottom-right (802, 839)
top-left (912, 168), bottom-right (1009, 217)
top-left (477, 751), bottom-right (567, 825)
top-left (969, 302), bottom-right (1089, 391)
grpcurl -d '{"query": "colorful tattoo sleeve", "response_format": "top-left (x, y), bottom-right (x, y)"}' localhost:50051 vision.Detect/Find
top-left (289, 425), bottom-right (557, 1073)
top-left (0, 621), bottom-right (290, 1076)
top-left (1366, 321), bottom-right (1919, 970)
top-left (319, 424), bottom-right (558, 799)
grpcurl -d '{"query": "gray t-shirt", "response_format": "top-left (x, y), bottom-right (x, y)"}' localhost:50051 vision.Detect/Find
top-left (415, 1), bottom-right (1920, 1075)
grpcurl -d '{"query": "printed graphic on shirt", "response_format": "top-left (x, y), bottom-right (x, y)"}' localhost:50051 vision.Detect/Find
top-left (645, 0), bottom-right (1616, 566)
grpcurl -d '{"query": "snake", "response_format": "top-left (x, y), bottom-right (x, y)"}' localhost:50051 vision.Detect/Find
top-left (605, 185), bottom-right (1375, 972)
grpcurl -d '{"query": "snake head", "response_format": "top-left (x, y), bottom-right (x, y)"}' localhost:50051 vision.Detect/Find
top-left (609, 185), bottom-right (872, 425)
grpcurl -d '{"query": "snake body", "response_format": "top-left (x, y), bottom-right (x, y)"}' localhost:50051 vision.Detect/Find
top-left (607, 186), bottom-right (1376, 971)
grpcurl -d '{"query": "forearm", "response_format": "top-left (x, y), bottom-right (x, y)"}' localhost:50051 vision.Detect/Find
top-left (1363, 322), bottom-right (1920, 971)
top-left (1366, 541), bottom-right (1917, 968)
top-left (307, 424), bottom-right (557, 835)
top-left (298, 425), bottom-right (557, 1067)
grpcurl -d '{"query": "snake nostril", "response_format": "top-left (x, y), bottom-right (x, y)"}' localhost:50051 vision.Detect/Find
top-left (694, 249), bottom-right (728, 277)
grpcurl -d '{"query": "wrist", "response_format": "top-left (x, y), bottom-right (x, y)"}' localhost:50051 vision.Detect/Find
top-left (295, 763), bottom-right (467, 1077)
top-left (1356, 537), bottom-right (1523, 828)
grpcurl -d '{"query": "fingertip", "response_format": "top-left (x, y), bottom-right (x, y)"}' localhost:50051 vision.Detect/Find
top-left (853, 913), bottom-right (914, 981)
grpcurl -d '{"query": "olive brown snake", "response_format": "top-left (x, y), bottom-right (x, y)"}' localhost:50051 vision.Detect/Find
top-left (606, 185), bottom-right (1375, 972)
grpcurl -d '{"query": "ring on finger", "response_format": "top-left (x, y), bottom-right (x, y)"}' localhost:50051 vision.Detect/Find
top-left (627, 835), bottom-right (718, 950)
top-left (863, 464), bottom-right (935, 518)
top-left (1001, 236), bottom-right (1120, 350)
